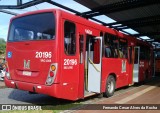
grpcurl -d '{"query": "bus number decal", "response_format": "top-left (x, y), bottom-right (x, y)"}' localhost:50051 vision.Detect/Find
top-left (64, 59), bottom-right (77, 70)
top-left (64, 59), bottom-right (77, 66)
top-left (35, 52), bottom-right (52, 59)
top-left (35, 52), bottom-right (52, 63)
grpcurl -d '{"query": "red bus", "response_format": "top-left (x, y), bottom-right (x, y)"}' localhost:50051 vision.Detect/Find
top-left (155, 49), bottom-right (160, 73)
top-left (5, 9), bottom-right (153, 100)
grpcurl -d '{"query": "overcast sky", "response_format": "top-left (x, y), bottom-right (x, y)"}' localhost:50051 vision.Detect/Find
top-left (0, 0), bottom-right (146, 41)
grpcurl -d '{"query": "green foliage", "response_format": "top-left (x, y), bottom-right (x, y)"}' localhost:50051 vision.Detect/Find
top-left (0, 38), bottom-right (6, 55)
top-left (0, 38), bottom-right (6, 44)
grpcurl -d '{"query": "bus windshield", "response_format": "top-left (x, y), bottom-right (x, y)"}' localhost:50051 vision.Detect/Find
top-left (8, 12), bottom-right (55, 42)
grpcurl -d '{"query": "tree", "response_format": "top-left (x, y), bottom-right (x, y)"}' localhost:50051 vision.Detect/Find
top-left (0, 38), bottom-right (6, 55)
top-left (0, 38), bottom-right (6, 44)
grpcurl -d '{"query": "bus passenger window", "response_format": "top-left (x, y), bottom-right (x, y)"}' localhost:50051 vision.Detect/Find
top-left (93, 39), bottom-right (100, 64)
top-left (104, 33), bottom-right (118, 58)
top-left (139, 46), bottom-right (150, 60)
top-left (64, 21), bottom-right (76, 55)
top-left (105, 38), bottom-right (111, 57)
top-left (134, 48), bottom-right (139, 64)
top-left (128, 47), bottom-right (133, 64)
top-left (79, 35), bottom-right (84, 64)
top-left (119, 38), bottom-right (128, 59)
top-left (105, 46), bottom-right (111, 57)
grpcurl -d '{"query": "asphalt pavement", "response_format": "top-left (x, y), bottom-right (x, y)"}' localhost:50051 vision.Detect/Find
top-left (0, 81), bottom-right (5, 88)
top-left (0, 81), bottom-right (60, 104)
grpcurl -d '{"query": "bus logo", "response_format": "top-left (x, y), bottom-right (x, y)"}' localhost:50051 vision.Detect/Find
top-left (24, 60), bottom-right (30, 69)
top-left (7, 52), bottom-right (12, 58)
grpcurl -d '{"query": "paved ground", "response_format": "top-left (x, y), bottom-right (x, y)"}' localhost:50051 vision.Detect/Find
top-left (0, 80), bottom-right (141, 105)
top-left (74, 76), bottom-right (160, 113)
top-left (0, 81), bottom-right (5, 88)
top-left (0, 88), bottom-right (64, 104)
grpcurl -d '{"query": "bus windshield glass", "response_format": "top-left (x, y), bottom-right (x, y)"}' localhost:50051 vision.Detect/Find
top-left (8, 12), bottom-right (55, 42)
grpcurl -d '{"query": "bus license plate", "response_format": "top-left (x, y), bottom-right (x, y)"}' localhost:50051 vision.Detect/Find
top-left (23, 71), bottom-right (31, 76)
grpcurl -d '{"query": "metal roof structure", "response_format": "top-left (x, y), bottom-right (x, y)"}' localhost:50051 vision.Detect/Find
top-left (0, 0), bottom-right (160, 48)
top-left (75, 0), bottom-right (160, 48)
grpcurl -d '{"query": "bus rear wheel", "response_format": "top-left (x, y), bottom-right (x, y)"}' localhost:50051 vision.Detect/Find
top-left (104, 75), bottom-right (115, 97)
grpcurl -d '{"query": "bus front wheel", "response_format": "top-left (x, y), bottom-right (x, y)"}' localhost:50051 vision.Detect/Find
top-left (104, 75), bottom-right (116, 97)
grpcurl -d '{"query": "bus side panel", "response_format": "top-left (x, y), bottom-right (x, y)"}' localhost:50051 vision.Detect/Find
top-left (139, 60), bottom-right (151, 81)
top-left (102, 58), bottom-right (129, 92)
top-left (128, 63), bottom-right (134, 85)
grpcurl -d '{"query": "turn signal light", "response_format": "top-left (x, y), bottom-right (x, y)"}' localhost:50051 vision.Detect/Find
top-left (51, 65), bottom-right (56, 71)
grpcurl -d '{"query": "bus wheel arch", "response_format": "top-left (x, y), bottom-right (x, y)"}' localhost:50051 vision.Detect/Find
top-left (104, 74), bottom-right (116, 97)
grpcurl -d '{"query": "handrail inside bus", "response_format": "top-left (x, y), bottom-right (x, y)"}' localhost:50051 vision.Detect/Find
top-left (88, 58), bottom-right (100, 72)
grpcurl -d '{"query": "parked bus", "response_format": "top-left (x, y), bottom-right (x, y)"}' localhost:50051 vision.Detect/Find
top-left (5, 9), bottom-right (153, 100)
top-left (155, 48), bottom-right (160, 74)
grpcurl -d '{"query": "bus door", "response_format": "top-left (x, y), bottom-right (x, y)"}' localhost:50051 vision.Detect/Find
top-left (133, 47), bottom-right (140, 82)
top-left (87, 36), bottom-right (102, 93)
top-left (78, 34), bottom-right (86, 98)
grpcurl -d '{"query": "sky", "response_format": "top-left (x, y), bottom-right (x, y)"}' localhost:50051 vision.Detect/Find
top-left (0, 0), bottom-right (149, 41)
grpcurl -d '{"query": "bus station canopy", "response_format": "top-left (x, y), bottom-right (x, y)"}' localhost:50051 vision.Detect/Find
top-left (74, 0), bottom-right (160, 47)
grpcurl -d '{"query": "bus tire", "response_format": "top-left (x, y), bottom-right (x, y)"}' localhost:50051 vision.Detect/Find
top-left (104, 75), bottom-right (116, 97)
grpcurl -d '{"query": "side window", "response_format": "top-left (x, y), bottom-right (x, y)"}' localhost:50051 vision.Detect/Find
top-left (119, 38), bottom-right (128, 58)
top-left (64, 21), bottom-right (76, 55)
top-left (79, 35), bottom-right (84, 64)
top-left (93, 39), bottom-right (100, 64)
top-left (140, 46), bottom-right (150, 60)
top-left (140, 47), bottom-right (145, 60)
top-left (104, 33), bottom-right (118, 58)
top-left (88, 37), bottom-right (100, 64)
top-left (156, 51), bottom-right (160, 59)
top-left (134, 48), bottom-right (139, 64)
top-left (128, 46), bottom-right (133, 64)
